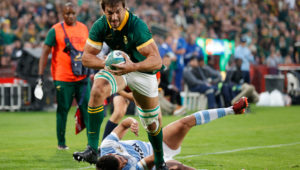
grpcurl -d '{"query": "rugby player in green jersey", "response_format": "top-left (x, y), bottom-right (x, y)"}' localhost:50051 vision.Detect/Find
top-left (73, 0), bottom-right (168, 169)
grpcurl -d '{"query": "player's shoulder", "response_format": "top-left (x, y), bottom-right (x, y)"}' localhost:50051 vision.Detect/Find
top-left (129, 12), bottom-right (147, 29)
top-left (90, 15), bottom-right (109, 32)
top-left (93, 15), bottom-right (108, 27)
top-left (101, 132), bottom-right (120, 147)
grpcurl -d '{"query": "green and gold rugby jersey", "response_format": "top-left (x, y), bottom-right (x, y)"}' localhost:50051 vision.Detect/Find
top-left (87, 10), bottom-right (159, 74)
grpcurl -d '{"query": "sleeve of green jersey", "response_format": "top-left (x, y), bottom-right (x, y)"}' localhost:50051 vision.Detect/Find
top-left (134, 20), bottom-right (153, 47)
top-left (44, 28), bottom-right (56, 47)
top-left (88, 17), bottom-right (105, 42)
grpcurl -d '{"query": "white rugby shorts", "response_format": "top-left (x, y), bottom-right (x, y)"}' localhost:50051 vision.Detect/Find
top-left (122, 71), bottom-right (158, 98)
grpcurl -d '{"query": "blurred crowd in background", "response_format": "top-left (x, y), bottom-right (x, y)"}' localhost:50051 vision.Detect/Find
top-left (0, 0), bottom-right (300, 108)
top-left (1, 0), bottom-right (300, 66)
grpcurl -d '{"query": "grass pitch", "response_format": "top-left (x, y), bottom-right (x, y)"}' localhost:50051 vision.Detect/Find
top-left (0, 105), bottom-right (300, 169)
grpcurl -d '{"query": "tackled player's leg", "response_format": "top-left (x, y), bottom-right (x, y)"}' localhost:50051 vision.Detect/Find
top-left (161, 97), bottom-right (249, 161)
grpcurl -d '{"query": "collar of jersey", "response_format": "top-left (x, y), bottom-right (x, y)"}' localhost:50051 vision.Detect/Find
top-left (106, 10), bottom-right (129, 31)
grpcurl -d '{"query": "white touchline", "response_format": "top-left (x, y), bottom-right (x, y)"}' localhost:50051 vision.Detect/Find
top-left (176, 142), bottom-right (300, 159)
top-left (64, 165), bottom-right (94, 170)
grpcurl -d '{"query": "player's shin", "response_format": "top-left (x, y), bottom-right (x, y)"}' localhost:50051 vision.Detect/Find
top-left (193, 107), bottom-right (234, 125)
top-left (102, 120), bottom-right (118, 140)
top-left (87, 105), bottom-right (104, 150)
top-left (138, 106), bottom-right (165, 166)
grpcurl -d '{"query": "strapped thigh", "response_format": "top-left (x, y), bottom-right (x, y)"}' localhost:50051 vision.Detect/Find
top-left (94, 70), bottom-right (120, 95)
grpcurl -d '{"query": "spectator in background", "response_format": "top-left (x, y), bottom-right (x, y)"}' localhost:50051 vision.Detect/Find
top-left (14, 18), bottom-right (26, 41)
top-left (172, 27), bottom-right (187, 91)
top-left (194, 55), bottom-right (222, 107)
top-left (294, 34), bottom-right (300, 63)
top-left (175, 8), bottom-right (187, 30)
top-left (22, 21), bottom-right (40, 48)
top-left (1, 19), bottom-right (17, 67)
top-left (279, 35), bottom-right (289, 58)
top-left (183, 56), bottom-right (217, 109)
top-left (234, 36), bottom-right (254, 84)
top-left (266, 45), bottom-right (282, 68)
top-left (159, 34), bottom-right (174, 59)
top-left (37, 2), bottom-right (91, 150)
top-left (225, 58), bottom-right (259, 105)
top-left (205, 56), bottom-right (222, 86)
top-left (184, 32), bottom-right (204, 66)
top-left (158, 34), bottom-right (176, 84)
top-left (159, 52), bottom-right (186, 116)
top-left (0, 23), bottom-right (4, 66)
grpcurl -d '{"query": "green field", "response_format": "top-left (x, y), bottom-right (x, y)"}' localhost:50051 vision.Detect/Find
top-left (0, 105), bottom-right (300, 170)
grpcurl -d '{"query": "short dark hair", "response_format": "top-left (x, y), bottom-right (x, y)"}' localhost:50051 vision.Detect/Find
top-left (96, 155), bottom-right (120, 170)
top-left (101, 0), bottom-right (125, 10)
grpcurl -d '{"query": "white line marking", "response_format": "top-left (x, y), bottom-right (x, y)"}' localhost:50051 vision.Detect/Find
top-left (176, 142), bottom-right (300, 159)
top-left (64, 165), bottom-right (94, 170)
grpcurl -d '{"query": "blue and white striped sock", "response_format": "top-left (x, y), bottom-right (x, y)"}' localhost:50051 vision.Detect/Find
top-left (193, 107), bottom-right (234, 125)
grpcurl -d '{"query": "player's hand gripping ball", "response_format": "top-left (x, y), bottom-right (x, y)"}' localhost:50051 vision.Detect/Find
top-left (105, 50), bottom-right (129, 70)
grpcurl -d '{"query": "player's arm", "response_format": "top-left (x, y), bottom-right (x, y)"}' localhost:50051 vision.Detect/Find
top-left (112, 117), bottom-right (139, 140)
top-left (137, 155), bottom-right (155, 170)
top-left (82, 43), bottom-right (105, 69)
top-left (111, 41), bottom-right (162, 75)
top-left (118, 90), bottom-right (134, 101)
top-left (82, 18), bottom-right (106, 69)
top-left (135, 41), bottom-right (162, 72)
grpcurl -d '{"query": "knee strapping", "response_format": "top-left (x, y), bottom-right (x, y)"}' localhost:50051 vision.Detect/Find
top-left (137, 105), bottom-right (160, 133)
top-left (94, 70), bottom-right (118, 95)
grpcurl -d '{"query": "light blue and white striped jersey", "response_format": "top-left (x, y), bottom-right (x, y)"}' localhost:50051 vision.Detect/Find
top-left (100, 132), bottom-right (153, 170)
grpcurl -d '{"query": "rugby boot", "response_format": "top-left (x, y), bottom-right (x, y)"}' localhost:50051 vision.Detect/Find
top-left (233, 97), bottom-right (248, 114)
top-left (73, 145), bottom-right (97, 164)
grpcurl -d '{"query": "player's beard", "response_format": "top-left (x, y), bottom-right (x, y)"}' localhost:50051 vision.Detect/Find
top-left (111, 20), bottom-right (120, 29)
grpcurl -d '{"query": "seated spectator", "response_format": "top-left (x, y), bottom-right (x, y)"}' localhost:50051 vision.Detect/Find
top-left (266, 45), bottom-right (282, 68)
top-left (225, 58), bottom-right (259, 105)
top-left (193, 55), bottom-right (223, 107)
top-left (183, 56), bottom-right (217, 109)
top-left (204, 55), bottom-right (222, 86)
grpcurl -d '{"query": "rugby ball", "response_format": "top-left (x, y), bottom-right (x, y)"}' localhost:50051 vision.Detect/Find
top-left (105, 50), bottom-right (129, 70)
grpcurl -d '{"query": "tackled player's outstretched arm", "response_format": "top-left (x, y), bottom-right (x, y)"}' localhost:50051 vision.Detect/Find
top-left (82, 43), bottom-right (105, 70)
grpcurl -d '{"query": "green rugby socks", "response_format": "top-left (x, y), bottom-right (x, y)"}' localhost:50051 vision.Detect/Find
top-left (87, 105), bottom-right (104, 150)
top-left (148, 127), bottom-right (164, 165)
